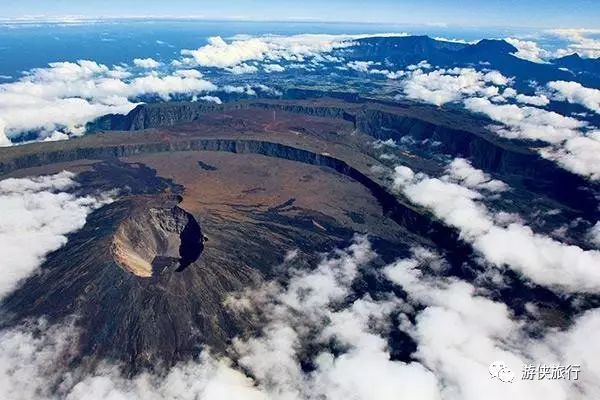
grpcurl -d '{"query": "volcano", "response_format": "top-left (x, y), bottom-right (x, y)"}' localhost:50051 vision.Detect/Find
top-left (0, 98), bottom-right (596, 376)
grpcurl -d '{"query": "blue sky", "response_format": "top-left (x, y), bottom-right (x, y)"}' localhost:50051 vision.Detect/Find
top-left (1, 0), bottom-right (599, 28)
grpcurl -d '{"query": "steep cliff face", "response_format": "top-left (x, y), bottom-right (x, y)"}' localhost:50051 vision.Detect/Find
top-left (244, 101), bottom-right (597, 214)
top-left (89, 101), bottom-right (356, 132)
top-left (88, 102), bottom-right (242, 131)
top-left (0, 138), bottom-right (471, 267)
top-left (24, 99), bottom-right (600, 214)
top-left (352, 108), bottom-right (596, 213)
top-left (250, 101), bottom-right (357, 125)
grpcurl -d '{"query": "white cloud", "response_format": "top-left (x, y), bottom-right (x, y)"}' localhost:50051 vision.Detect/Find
top-left (253, 84), bottom-right (283, 96)
top-left (228, 235), bottom-right (442, 400)
top-left (445, 158), bottom-right (508, 192)
top-left (347, 61), bottom-right (375, 73)
top-left (373, 138), bottom-right (398, 149)
top-left (222, 84), bottom-right (257, 96)
top-left (460, 89), bottom-right (600, 180)
top-left (1, 234), bottom-right (599, 399)
top-left (515, 93), bottom-right (550, 107)
top-left (127, 73), bottom-right (217, 101)
top-left (483, 71), bottom-right (510, 86)
top-left (588, 222), bottom-right (600, 248)
top-left (0, 319), bottom-right (267, 400)
top-left (346, 60), bottom-right (406, 80)
top-left (463, 97), bottom-right (583, 143)
top-left (539, 131), bottom-right (600, 180)
top-left (505, 38), bottom-right (550, 63)
top-left (178, 33), bottom-right (411, 71)
top-left (407, 60), bottom-right (433, 71)
top-left (400, 68), bottom-right (509, 107)
top-left (372, 69), bottom-right (406, 79)
top-left (0, 319), bottom-right (81, 400)
top-left (133, 58), bottom-right (161, 69)
top-left (198, 95), bottom-right (222, 104)
top-left (433, 37), bottom-right (477, 45)
top-left (392, 161), bottom-right (600, 293)
top-left (396, 67), bottom-right (596, 179)
top-left (502, 87), bottom-right (518, 98)
top-left (263, 63), bottom-right (285, 73)
top-left (0, 60), bottom-right (218, 144)
top-left (180, 34), bottom-right (356, 69)
top-left (181, 36), bottom-right (270, 68)
top-left (0, 119), bottom-right (10, 146)
top-left (173, 69), bottom-right (203, 79)
top-left (547, 81), bottom-right (600, 114)
top-left (0, 237), bottom-right (442, 400)
top-left (64, 355), bottom-right (268, 400)
top-left (549, 29), bottom-right (600, 58)
top-left (384, 249), bottom-right (600, 400)
top-left (0, 172), bottom-right (112, 299)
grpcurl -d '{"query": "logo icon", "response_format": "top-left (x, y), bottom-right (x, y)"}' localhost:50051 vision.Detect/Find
top-left (489, 360), bottom-right (515, 383)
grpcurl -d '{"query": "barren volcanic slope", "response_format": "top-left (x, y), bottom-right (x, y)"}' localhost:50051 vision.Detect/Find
top-left (0, 101), bottom-right (437, 373)
top-left (1, 99), bottom-right (598, 380)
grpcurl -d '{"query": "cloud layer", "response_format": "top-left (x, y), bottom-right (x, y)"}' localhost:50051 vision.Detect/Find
top-left (394, 62), bottom-right (600, 180)
top-left (384, 248), bottom-right (600, 400)
top-left (505, 38), bottom-right (550, 63)
top-left (549, 29), bottom-right (600, 59)
top-left (0, 237), bottom-right (440, 400)
top-left (0, 60), bottom-right (216, 144)
top-left (547, 81), bottom-right (600, 114)
top-left (1, 236), bottom-right (599, 399)
top-left (0, 171), bottom-right (111, 299)
top-left (400, 67), bottom-right (509, 107)
top-left (392, 159), bottom-right (600, 293)
top-left (179, 34), bottom-right (353, 70)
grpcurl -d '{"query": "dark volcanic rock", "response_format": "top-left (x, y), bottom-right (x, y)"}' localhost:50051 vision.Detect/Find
top-left (552, 53), bottom-right (600, 75)
top-left (88, 102), bottom-right (241, 131)
top-left (459, 38), bottom-right (517, 58)
top-left (250, 101), bottom-right (599, 216)
top-left (351, 35), bottom-right (467, 66)
top-left (0, 193), bottom-right (257, 374)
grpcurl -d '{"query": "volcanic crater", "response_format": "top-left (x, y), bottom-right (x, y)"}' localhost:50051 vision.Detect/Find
top-left (110, 194), bottom-right (205, 278)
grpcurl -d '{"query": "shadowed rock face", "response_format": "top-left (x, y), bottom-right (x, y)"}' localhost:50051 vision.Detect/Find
top-left (85, 99), bottom-right (599, 214)
top-left (111, 196), bottom-right (204, 277)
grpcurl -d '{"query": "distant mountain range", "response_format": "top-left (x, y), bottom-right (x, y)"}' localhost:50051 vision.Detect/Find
top-left (344, 35), bottom-right (600, 87)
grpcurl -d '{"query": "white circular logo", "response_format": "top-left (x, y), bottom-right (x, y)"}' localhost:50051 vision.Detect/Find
top-left (489, 360), bottom-right (515, 383)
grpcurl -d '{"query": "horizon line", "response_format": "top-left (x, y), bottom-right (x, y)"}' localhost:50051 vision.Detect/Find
top-left (0, 15), bottom-right (573, 31)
